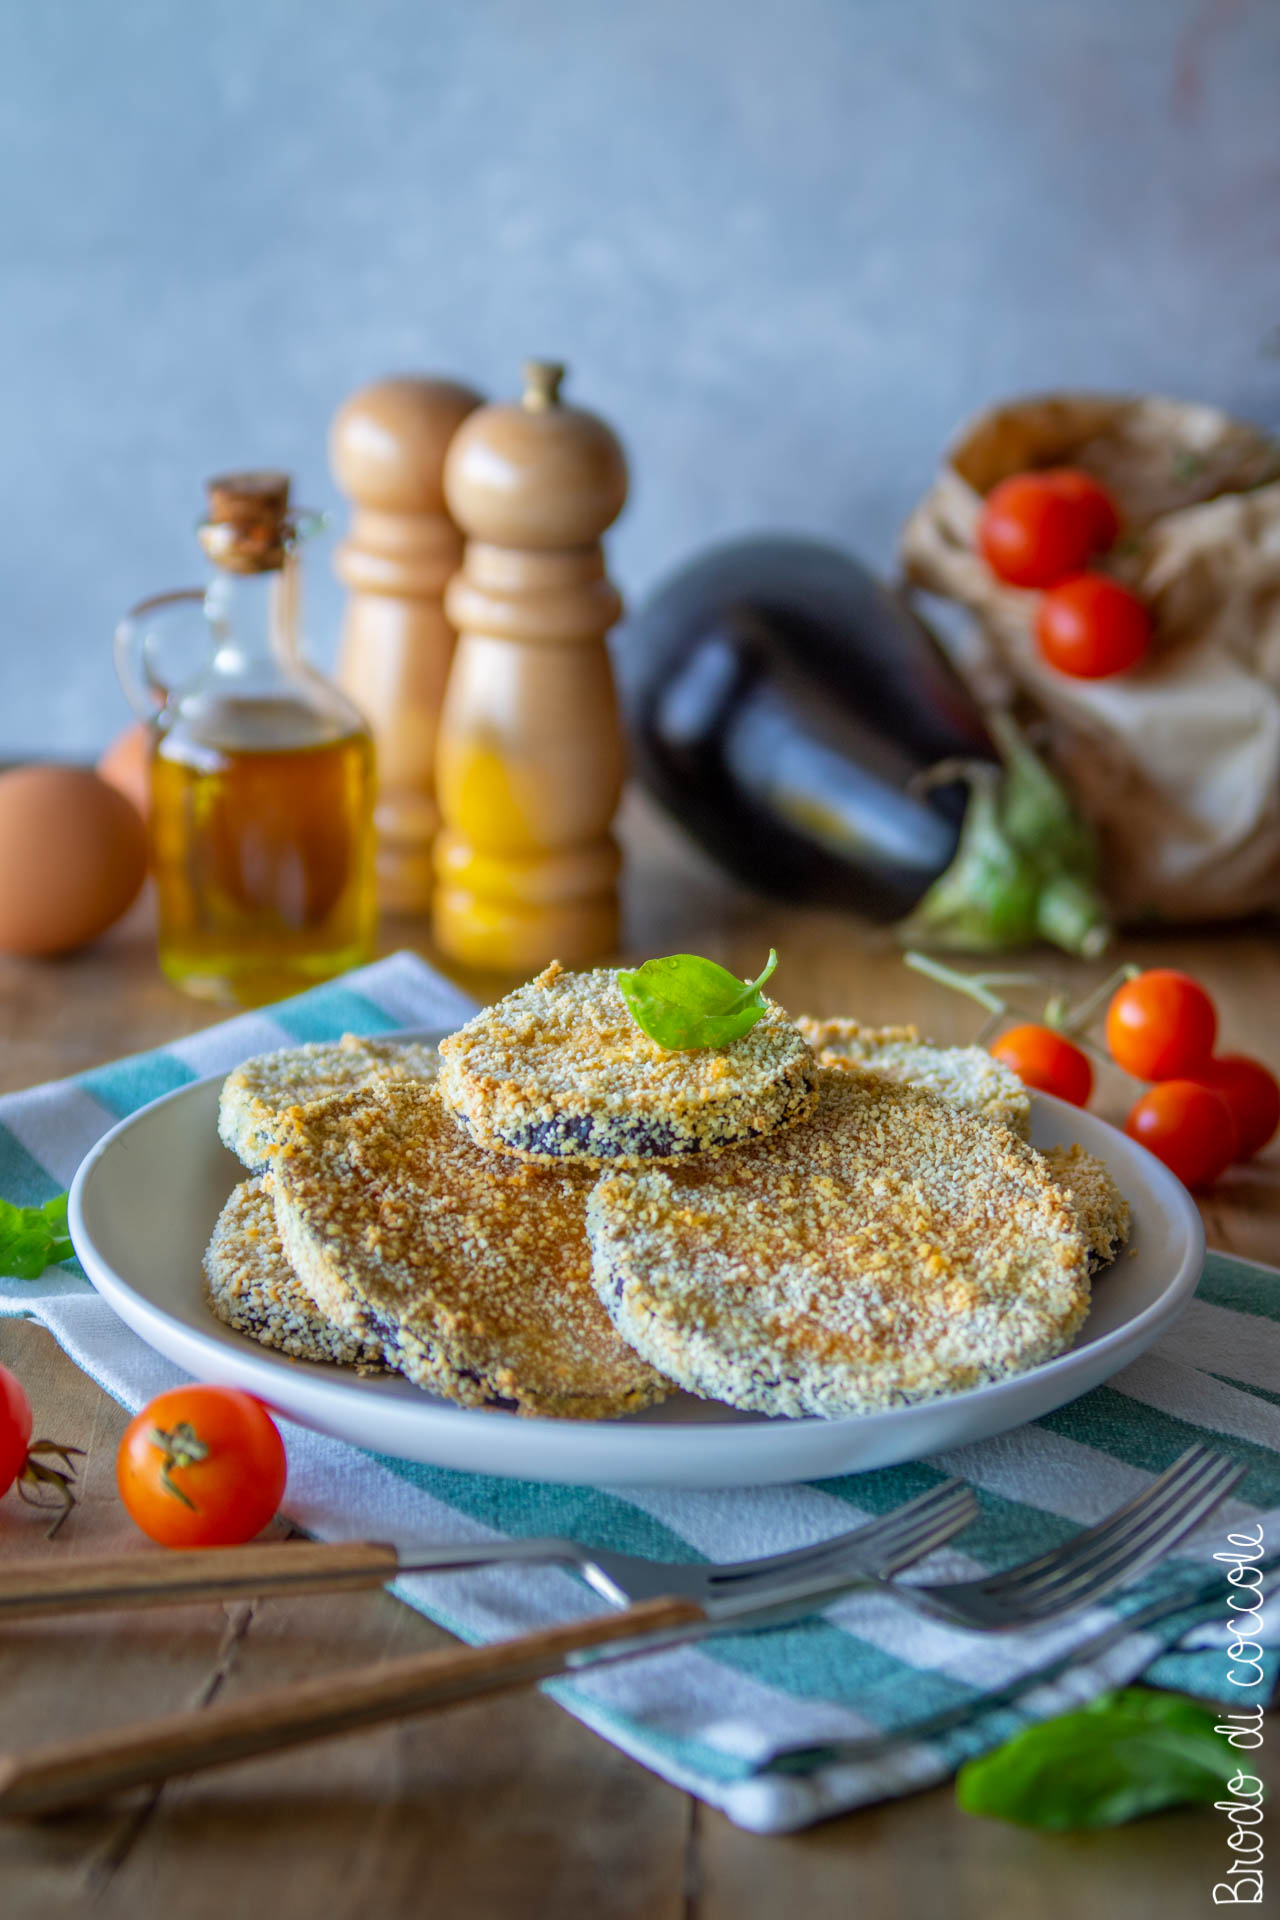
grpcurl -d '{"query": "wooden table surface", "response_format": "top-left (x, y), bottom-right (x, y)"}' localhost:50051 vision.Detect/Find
top-left (1, 794), bottom-right (1276, 1920)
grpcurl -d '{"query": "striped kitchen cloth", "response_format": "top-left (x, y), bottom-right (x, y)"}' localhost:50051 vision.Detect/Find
top-left (1, 950), bottom-right (1277, 1834)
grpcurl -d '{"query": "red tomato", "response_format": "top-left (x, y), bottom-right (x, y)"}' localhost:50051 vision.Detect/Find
top-left (117, 1384), bottom-right (287, 1548)
top-left (989, 1024), bottom-right (1094, 1107)
top-left (977, 474), bottom-right (1100, 589)
top-left (0, 1364), bottom-right (33, 1499)
top-left (1190, 1055), bottom-right (1280, 1162)
top-left (1125, 1081), bottom-right (1237, 1190)
top-left (1105, 970), bottom-right (1217, 1081)
top-left (1036, 574), bottom-right (1151, 679)
top-left (1041, 469), bottom-right (1121, 552)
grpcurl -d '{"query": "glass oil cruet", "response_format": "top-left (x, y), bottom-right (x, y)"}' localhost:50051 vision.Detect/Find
top-left (115, 471), bottom-right (377, 1006)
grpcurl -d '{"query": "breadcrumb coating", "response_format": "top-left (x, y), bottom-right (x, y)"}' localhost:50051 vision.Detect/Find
top-left (270, 1080), bottom-right (669, 1419)
top-left (1040, 1144), bottom-right (1131, 1273)
top-left (438, 961), bottom-right (816, 1165)
top-left (798, 1017), bottom-right (1031, 1139)
top-left (798, 1019), bottom-right (1127, 1265)
top-left (204, 1177), bottom-right (389, 1371)
top-left (218, 1035), bottom-right (440, 1168)
top-left (586, 1069), bottom-right (1092, 1420)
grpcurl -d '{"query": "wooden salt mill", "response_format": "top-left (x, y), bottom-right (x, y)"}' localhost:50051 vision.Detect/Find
top-left (433, 361), bottom-right (628, 971)
top-left (330, 376), bottom-right (484, 911)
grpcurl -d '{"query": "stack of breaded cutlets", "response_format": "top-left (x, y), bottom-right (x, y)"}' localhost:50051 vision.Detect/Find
top-left (206, 962), bottom-right (1130, 1422)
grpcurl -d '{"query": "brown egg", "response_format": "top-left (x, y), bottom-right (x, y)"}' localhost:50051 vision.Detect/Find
top-left (97, 721), bottom-right (152, 821)
top-left (0, 765), bottom-right (149, 956)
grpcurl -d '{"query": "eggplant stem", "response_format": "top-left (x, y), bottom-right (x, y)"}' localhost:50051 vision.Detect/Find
top-left (907, 757), bottom-right (990, 798)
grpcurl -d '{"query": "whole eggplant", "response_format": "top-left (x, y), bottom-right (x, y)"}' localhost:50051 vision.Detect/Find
top-left (615, 537), bottom-right (998, 921)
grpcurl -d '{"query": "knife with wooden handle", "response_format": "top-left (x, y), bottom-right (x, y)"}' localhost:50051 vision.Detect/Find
top-left (0, 1594), bottom-right (705, 1817)
top-left (0, 1534), bottom-right (605, 1620)
top-left (0, 1540), bottom-right (403, 1619)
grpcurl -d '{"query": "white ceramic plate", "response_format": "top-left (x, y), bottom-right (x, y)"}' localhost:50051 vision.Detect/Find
top-left (68, 1030), bottom-right (1204, 1488)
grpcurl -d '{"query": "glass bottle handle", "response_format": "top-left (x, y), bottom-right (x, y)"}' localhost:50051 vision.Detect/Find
top-left (113, 589), bottom-right (207, 722)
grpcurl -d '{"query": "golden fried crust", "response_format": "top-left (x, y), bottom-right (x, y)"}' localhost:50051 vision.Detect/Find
top-left (270, 1081), bottom-right (669, 1419)
top-left (204, 1178), bottom-right (388, 1371)
top-left (438, 961), bottom-right (817, 1166)
top-left (586, 1069), bottom-right (1092, 1420)
top-left (798, 1020), bottom-right (1126, 1265)
top-left (1040, 1145), bottom-right (1131, 1273)
top-left (798, 1018), bottom-right (1031, 1140)
top-left (218, 1035), bottom-right (440, 1169)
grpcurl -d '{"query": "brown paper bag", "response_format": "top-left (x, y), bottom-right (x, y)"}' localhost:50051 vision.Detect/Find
top-left (900, 392), bottom-right (1280, 924)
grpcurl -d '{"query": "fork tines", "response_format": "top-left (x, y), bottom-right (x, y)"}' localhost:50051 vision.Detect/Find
top-left (710, 1478), bottom-right (978, 1591)
top-left (970, 1443), bottom-right (1244, 1621)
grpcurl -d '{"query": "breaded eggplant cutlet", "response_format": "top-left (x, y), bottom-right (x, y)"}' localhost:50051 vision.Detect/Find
top-left (270, 1080), bottom-right (669, 1419)
top-left (219, 1034), bottom-right (440, 1169)
top-left (205, 1177), bottom-right (390, 1371)
top-left (800, 1019), bottom-right (1127, 1271)
top-left (586, 1069), bottom-right (1093, 1420)
top-left (1038, 1144), bottom-right (1131, 1274)
top-left (438, 960), bottom-right (816, 1165)
top-left (798, 1018), bottom-right (1031, 1138)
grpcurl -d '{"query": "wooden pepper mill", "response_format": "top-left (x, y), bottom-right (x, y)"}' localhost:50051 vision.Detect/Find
top-left (432, 361), bottom-right (629, 972)
top-left (330, 376), bottom-right (484, 911)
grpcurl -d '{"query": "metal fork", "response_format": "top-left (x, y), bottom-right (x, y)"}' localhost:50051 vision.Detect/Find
top-left (562, 1475), bottom-right (978, 1607)
top-left (0, 1456), bottom-right (1237, 1816)
top-left (856, 1443), bottom-right (1243, 1634)
top-left (0, 1477), bottom-right (978, 1624)
top-left (741, 1443), bottom-right (1247, 1776)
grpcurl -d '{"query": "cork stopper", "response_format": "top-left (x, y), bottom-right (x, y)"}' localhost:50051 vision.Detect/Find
top-left (200, 470), bottom-right (292, 573)
top-left (443, 361), bottom-right (628, 550)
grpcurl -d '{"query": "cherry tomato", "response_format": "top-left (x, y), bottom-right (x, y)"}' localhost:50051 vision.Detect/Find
top-left (989, 1024), bottom-right (1094, 1107)
top-left (1041, 468), bottom-right (1121, 553)
top-left (977, 473), bottom-right (1100, 589)
top-left (1125, 1081), bottom-right (1237, 1190)
top-left (0, 1364), bottom-right (33, 1499)
top-left (1036, 574), bottom-right (1151, 679)
top-left (117, 1384), bottom-right (287, 1548)
top-left (1105, 969), bottom-right (1217, 1081)
top-left (1190, 1055), bottom-right (1280, 1162)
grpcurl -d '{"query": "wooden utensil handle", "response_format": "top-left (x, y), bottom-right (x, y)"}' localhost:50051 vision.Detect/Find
top-left (0, 1540), bottom-right (401, 1621)
top-left (0, 1594), bottom-right (703, 1817)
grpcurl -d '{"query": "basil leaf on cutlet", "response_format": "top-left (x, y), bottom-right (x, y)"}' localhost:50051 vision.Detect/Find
top-left (618, 950), bottom-right (778, 1051)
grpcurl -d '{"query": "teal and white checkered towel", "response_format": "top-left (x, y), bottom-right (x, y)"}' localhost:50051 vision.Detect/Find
top-left (2, 951), bottom-right (1277, 1833)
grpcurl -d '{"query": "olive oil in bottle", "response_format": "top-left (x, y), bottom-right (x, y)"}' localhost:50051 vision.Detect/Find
top-left (117, 473), bottom-right (377, 1005)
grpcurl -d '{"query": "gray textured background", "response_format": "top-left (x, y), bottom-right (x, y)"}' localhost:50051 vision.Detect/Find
top-left (2, 0), bottom-right (1277, 757)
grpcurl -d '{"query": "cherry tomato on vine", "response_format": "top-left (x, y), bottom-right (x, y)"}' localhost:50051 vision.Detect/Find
top-left (977, 473), bottom-right (1100, 589)
top-left (1041, 468), bottom-right (1121, 553)
top-left (0, 1363), bottom-right (33, 1499)
top-left (1036, 574), bottom-right (1151, 679)
top-left (989, 1024), bottom-right (1094, 1107)
top-left (1189, 1055), bottom-right (1280, 1162)
top-left (117, 1384), bottom-right (287, 1548)
top-left (1105, 969), bottom-right (1217, 1081)
top-left (1125, 1081), bottom-right (1237, 1190)
top-left (0, 1363), bottom-right (80, 1530)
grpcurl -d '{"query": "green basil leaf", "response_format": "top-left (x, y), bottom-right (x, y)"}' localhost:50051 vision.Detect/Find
top-left (0, 1193), bottom-right (74, 1280)
top-left (618, 950), bottom-right (778, 1051)
top-left (956, 1689), bottom-right (1238, 1831)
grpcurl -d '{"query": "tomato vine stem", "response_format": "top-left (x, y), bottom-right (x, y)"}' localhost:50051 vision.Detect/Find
top-left (151, 1420), bottom-right (209, 1509)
